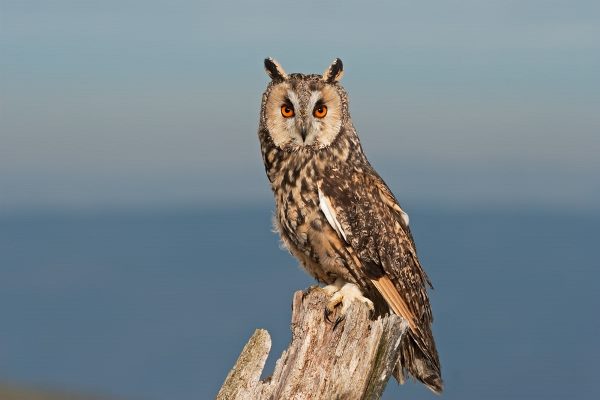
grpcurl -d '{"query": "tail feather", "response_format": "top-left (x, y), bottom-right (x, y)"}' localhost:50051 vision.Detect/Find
top-left (394, 333), bottom-right (443, 393)
top-left (371, 276), bottom-right (443, 392)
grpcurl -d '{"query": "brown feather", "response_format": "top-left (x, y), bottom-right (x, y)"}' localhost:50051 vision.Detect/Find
top-left (257, 65), bottom-right (443, 392)
top-left (370, 276), bottom-right (417, 331)
top-left (318, 167), bottom-right (443, 392)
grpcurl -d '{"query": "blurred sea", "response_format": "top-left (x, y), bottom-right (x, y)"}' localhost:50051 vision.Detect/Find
top-left (0, 205), bottom-right (598, 400)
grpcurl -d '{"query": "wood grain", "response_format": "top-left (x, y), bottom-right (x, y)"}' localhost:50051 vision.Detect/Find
top-left (218, 287), bottom-right (407, 400)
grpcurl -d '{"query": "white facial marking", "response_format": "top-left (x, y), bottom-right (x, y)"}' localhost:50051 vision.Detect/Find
top-left (287, 90), bottom-right (300, 110)
top-left (265, 84), bottom-right (303, 148)
top-left (313, 86), bottom-right (342, 148)
top-left (303, 91), bottom-right (323, 144)
top-left (308, 91), bottom-right (321, 110)
top-left (265, 82), bottom-right (342, 150)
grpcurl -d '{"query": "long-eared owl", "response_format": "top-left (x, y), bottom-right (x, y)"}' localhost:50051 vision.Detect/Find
top-left (257, 58), bottom-right (443, 393)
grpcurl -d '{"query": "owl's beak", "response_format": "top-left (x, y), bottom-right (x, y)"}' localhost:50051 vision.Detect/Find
top-left (297, 119), bottom-right (309, 142)
top-left (300, 127), bottom-right (308, 141)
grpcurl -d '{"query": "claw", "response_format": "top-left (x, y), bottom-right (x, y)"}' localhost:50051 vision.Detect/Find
top-left (321, 280), bottom-right (375, 326)
top-left (333, 315), bottom-right (345, 331)
top-left (324, 306), bottom-right (335, 323)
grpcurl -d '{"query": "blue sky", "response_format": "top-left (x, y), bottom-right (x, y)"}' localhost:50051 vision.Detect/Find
top-left (2, 0), bottom-right (599, 212)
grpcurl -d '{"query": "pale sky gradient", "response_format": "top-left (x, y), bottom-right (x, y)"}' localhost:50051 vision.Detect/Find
top-left (2, 0), bottom-right (599, 212)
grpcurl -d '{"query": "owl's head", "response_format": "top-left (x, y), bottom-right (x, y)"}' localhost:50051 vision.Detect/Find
top-left (260, 58), bottom-right (348, 151)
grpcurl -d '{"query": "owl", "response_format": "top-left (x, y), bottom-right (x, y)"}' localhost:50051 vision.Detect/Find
top-left (258, 58), bottom-right (443, 393)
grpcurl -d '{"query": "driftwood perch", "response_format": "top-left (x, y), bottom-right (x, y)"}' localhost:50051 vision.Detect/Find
top-left (217, 286), bottom-right (408, 400)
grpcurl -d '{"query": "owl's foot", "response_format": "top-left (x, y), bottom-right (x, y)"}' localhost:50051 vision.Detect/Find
top-left (323, 280), bottom-right (374, 325)
top-left (322, 278), bottom-right (345, 296)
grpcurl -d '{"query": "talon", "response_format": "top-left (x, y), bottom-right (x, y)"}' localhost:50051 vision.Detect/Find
top-left (322, 280), bottom-right (375, 324)
top-left (324, 307), bottom-right (334, 323)
top-left (326, 291), bottom-right (344, 313)
top-left (333, 315), bottom-right (345, 331)
top-left (324, 297), bottom-right (341, 323)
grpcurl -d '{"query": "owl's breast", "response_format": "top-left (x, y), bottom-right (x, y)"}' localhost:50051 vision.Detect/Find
top-left (272, 161), bottom-right (320, 253)
top-left (272, 159), bottom-right (355, 285)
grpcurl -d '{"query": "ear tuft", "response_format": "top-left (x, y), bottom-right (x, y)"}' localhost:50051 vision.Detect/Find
top-left (264, 58), bottom-right (287, 81)
top-left (323, 58), bottom-right (344, 83)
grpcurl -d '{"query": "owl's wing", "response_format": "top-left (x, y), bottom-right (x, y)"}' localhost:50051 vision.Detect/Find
top-left (318, 165), bottom-right (442, 390)
top-left (317, 165), bottom-right (435, 335)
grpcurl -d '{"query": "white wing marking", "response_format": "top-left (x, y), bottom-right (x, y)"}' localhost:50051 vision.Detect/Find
top-left (400, 209), bottom-right (409, 226)
top-left (392, 203), bottom-right (409, 226)
top-left (318, 186), bottom-right (348, 242)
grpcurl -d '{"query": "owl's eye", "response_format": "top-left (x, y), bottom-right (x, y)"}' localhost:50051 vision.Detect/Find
top-left (281, 104), bottom-right (295, 118)
top-left (313, 105), bottom-right (327, 118)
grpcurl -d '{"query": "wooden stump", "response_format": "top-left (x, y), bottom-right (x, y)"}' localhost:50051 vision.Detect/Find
top-left (217, 287), bottom-right (408, 400)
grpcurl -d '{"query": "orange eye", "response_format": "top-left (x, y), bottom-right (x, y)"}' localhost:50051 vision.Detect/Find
top-left (281, 104), bottom-right (295, 118)
top-left (313, 105), bottom-right (327, 118)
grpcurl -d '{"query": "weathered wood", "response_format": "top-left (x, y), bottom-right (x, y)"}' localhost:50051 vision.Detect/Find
top-left (217, 329), bottom-right (271, 400)
top-left (218, 286), bottom-right (408, 400)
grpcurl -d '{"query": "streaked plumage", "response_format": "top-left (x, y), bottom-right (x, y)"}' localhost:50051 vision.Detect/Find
top-left (257, 58), bottom-right (443, 392)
